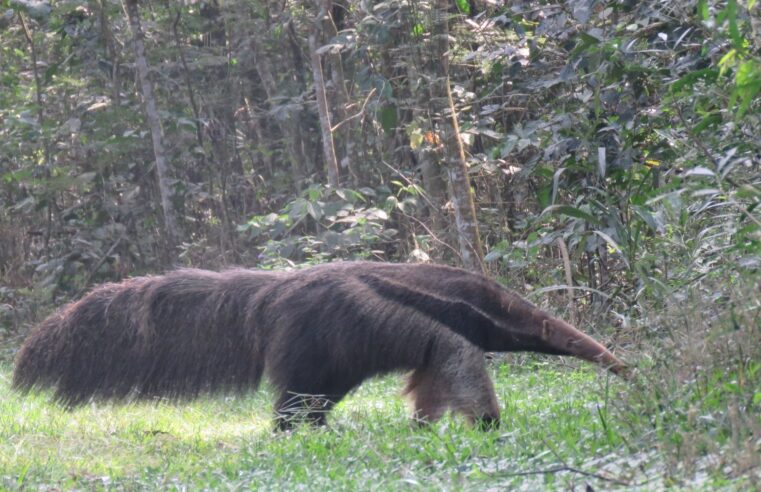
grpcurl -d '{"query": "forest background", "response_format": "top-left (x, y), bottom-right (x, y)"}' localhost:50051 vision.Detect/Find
top-left (0, 0), bottom-right (759, 489)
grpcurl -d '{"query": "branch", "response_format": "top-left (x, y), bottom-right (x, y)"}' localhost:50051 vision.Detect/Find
top-left (555, 236), bottom-right (576, 323)
top-left (309, 0), bottom-right (340, 187)
top-left (75, 233), bottom-right (126, 299)
top-left (374, 160), bottom-right (461, 258)
top-left (490, 464), bottom-right (632, 486)
top-left (331, 88), bottom-right (376, 132)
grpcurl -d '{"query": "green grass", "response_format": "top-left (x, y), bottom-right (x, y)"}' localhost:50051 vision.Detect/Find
top-left (0, 361), bottom-right (629, 490)
top-left (0, 359), bottom-right (755, 490)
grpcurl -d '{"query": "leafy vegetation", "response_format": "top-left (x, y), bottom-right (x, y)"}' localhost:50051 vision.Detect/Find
top-left (1, 0), bottom-right (759, 488)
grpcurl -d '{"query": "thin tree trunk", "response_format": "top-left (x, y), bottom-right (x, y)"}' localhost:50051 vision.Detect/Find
top-left (432, 1), bottom-right (484, 273)
top-left (18, 12), bottom-right (56, 253)
top-left (443, 79), bottom-right (484, 272)
top-left (309, 1), bottom-right (340, 188)
top-left (405, 48), bottom-right (448, 241)
top-left (123, 0), bottom-right (180, 253)
top-left (96, 0), bottom-right (121, 107)
top-left (244, 96), bottom-right (273, 176)
top-left (284, 20), bottom-right (317, 177)
top-left (324, 2), bottom-right (356, 184)
top-left (171, 8), bottom-right (204, 159)
top-left (419, 146), bottom-right (448, 233)
top-left (250, 28), bottom-right (306, 190)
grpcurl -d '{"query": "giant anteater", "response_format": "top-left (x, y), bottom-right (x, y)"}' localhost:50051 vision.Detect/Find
top-left (13, 262), bottom-right (626, 429)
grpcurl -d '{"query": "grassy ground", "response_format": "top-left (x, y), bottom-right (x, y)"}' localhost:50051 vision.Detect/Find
top-left (1, 357), bottom-right (757, 490)
top-left (1, 360), bottom-right (631, 490)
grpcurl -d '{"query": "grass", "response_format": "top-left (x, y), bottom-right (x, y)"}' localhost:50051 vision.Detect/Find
top-left (1, 360), bottom-right (638, 490)
top-left (1, 353), bottom-right (757, 490)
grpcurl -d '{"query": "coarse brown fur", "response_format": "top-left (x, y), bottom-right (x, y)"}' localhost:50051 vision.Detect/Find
top-left (13, 262), bottom-right (626, 429)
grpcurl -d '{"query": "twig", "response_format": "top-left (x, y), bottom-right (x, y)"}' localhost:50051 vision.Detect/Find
top-left (528, 436), bottom-right (632, 487)
top-left (75, 234), bottom-right (125, 298)
top-left (378, 158), bottom-right (438, 211)
top-left (331, 88), bottom-right (376, 132)
top-left (375, 160), bottom-right (461, 258)
top-left (403, 212), bottom-right (462, 259)
top-left (555, 236), bottom-right (576, 323)
top-left (740, 205), bottom-right (761, 229)
top-left (490, 465), bottom-right (631, 486)
top-left (19, 11), bottom-right (55, 253)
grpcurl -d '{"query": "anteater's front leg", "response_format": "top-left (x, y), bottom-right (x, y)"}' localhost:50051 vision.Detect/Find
top-left (406, 337), bottom-right (500, 429)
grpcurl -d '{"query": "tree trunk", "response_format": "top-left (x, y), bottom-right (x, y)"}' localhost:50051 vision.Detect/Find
top-left (443, 79), bottom-right (484, 273)
top-left (419, 145), bottom-right (448, 235)
top-left (18, 12), bottom-right (56, 252)
top-left (96, 0), bottom-right (121, 107)
top-left (432, 1), bottom-right (484, 273)
top-left (324, 1), bottom-right (356, 184)
top-left (309, 1), bottom-right (340, 188)
top-left (250, 24), bottom-right (306, 190)
top-left (123, 0), bottom-right (180, 253)
top-left (170, 8), bottom-right (204, 159)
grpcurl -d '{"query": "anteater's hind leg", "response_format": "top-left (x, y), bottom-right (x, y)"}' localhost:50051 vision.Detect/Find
top-left (406, 339), bottom-right (500, 429)
top-left (273, 391), bottom-right (341, 431)
top-left (271, 366), bottom-right (356, 430)
top-left (268, 346), bottom-right (359, 430)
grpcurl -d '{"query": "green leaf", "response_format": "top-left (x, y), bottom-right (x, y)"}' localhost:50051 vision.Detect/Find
top-left (43, 62), bottom-right (59, 84)
top-left (536, 184), bottom-right (551, 209)
top-left (484, 249), bottom-right (504, 262)
top-left (685, 167), bottom-right (715, 177)
top-left (378, 105), bottom-right (398, 134)
top-left (571, 32), bottom-right (601, 56)
top-left (719, 49), bottom-right (737, 76)
top-left (632, 205), bottom-right (660, 232)
top-left (734, 60), bottom-right (761, 118)
top-left (670, 68), bottom-right (719, 93)
top-left (454, 0), bottom-right (470, 14)
top-left (543, 205), bottom-right (603, 226)
top-left (593, 230), bottom-right (630, 268)
top-left (726, 0), bottom-right (742, 49)
top-left (735, 185), bottom-right (761, 199)
top-left (697, 0), bottom-right (709, 20)
top-left (306, 201), bottom-right (322, 220)
top-left (736, 60), bottom-right (761, 87)
top-left (693, 113), bottom-right (722, 134)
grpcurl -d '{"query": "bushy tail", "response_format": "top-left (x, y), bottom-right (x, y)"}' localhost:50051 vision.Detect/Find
top-left (13, 270), bottom-right (266, 406)
top-left (13, 285), bottom-right (150, 406)
top-left (13, 312), bottom-right (76, 399)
